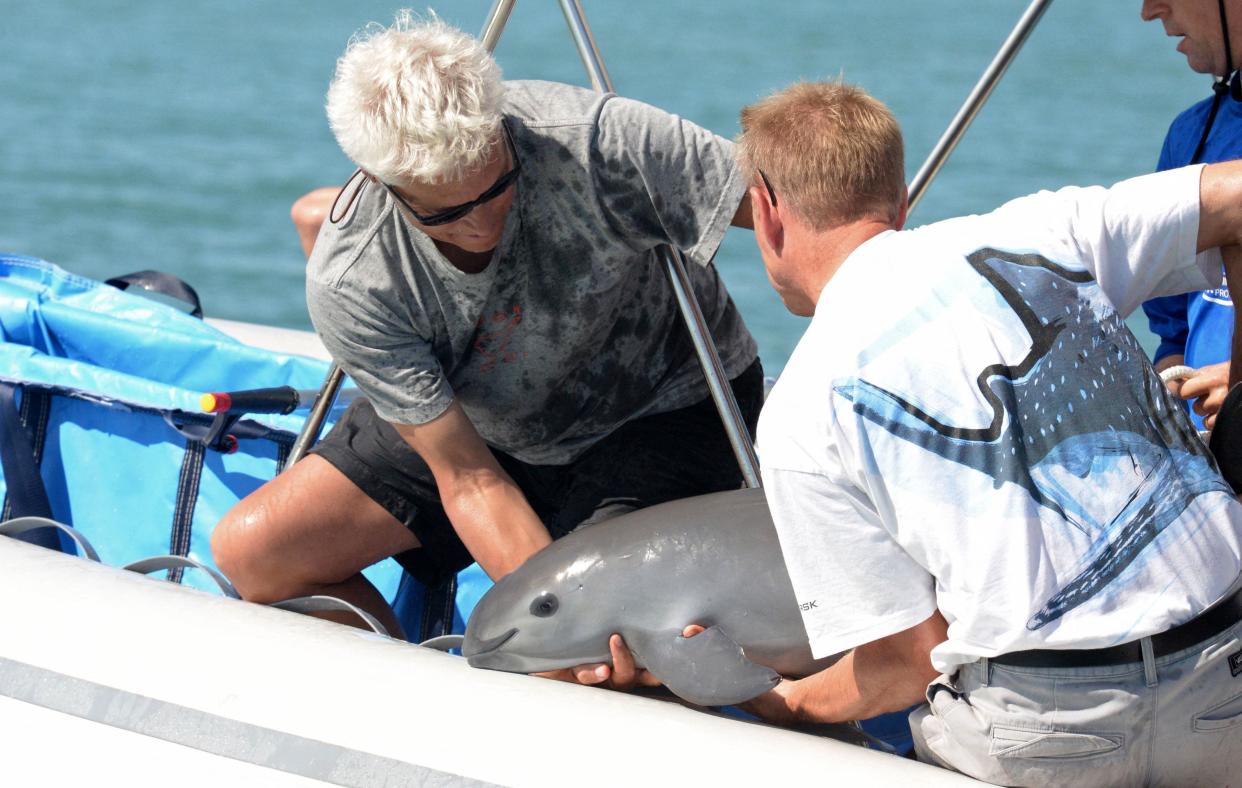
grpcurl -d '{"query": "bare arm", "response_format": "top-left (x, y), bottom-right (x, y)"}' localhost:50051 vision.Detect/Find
top-left (730, 191), bottom-right (754, 230)
top-left (1154, 354), bottom-right (1187, 374)
top-left (1196, 161), bottom-right (1242, 252)
top-left (393, 401), bottom-right (551, 580)
top-left (401, 409), bottom-right (659, 687)
top-left (291, 187), bottom-right (339, 259)
top-left (743, 610), bottom-right (948, 725)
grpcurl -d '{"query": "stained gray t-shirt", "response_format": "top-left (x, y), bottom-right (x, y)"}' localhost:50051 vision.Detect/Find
top-left (307, 80), bottom-right (757, 465)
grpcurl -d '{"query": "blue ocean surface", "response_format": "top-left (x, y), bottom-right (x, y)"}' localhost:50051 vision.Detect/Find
top-left (0, 1), bottom-right (1209, 374)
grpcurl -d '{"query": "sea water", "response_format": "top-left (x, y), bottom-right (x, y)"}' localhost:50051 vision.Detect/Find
top-left (0, 0), bottom-right (1210, 374)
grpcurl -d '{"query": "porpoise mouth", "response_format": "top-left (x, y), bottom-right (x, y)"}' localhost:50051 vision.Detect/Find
top-left (463, 626), bottom-right (518, 658)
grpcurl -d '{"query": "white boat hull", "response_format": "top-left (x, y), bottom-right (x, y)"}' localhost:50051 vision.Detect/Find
top-left (0, 537), bottom-right (980, 786)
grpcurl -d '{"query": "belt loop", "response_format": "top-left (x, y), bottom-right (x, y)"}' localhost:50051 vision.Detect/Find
top-left (979, 656), bottom-right (991, 688)
top-left (1141, 636), bottom-right (1158, 688)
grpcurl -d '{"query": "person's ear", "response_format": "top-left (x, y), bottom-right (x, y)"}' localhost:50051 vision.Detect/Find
top-left (894, 185), bottom-right (910, 231)
top-left (751, 184), bottom-right (784, 256)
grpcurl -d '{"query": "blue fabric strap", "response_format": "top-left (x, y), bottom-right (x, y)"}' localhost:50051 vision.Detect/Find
top-left (166, 440), bottom-right (206, 584)
top-left (0, 383), bottom-right (53, 519)
top-left (0, 383), bottom-right (63, 551)
top-left (419, 575), bottom-right (459, 642)
top-left (1, 385), bottom-right (48, 522)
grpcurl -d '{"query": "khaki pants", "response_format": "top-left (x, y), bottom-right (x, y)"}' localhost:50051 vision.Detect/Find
top-left (911, 619), bottom-right (1242, 787)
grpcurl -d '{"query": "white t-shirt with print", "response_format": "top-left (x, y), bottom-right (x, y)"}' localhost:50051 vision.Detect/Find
top-left (759, 164), bottom-right (1242, 673)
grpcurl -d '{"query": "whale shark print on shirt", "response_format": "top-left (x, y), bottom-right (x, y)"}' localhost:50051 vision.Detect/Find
top-left (836, 247), bottom-right (1229, 630)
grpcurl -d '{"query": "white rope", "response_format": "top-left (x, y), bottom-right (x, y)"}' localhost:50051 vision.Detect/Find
top-left (1156, 366), bottom-right (1214, 442)
top-left (1159, 365), bottom-right (1198, 383)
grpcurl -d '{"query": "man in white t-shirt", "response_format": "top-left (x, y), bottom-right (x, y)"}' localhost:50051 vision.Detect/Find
top-left (734, 81), bottom-right (1242, 785)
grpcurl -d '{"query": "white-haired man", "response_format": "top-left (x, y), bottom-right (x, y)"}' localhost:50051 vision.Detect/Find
top-left (210, 12), bottom-right (761, 674)
top-left (731, 81), bottom-right (1242, 784)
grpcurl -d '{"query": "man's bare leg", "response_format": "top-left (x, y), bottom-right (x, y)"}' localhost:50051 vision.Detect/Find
top-left (211, 455), bottom-right (420, 639)
top-left (227, 187), bottom-right (417, 637)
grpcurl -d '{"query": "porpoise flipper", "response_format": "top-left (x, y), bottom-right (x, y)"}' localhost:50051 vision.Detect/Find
top-left (629, 626), bottom-right (781, 707)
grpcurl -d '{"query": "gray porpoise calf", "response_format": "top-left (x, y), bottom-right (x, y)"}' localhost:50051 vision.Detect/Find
top-left (463, 487), bottom-right (837, 707)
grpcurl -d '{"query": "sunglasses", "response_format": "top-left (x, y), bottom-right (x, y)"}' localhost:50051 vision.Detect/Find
top-left (384, 123), bottom-right (521, 227)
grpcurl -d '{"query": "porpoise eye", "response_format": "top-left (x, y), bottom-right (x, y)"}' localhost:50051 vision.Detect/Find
top-left (530, 593), bottom-right (559, 618)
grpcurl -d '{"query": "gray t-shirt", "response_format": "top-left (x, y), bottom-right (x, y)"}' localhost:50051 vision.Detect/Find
top-left (307, 80), bottom-right (757, 465)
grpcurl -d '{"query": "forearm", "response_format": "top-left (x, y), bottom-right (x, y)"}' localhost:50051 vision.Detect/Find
top-left (746, 611), bottom-right (946, 725)
top-left (442, 471), bottom-right (552, 580)
top-left (391, 405), bottom-right (553, 581)
top-left (777, 652), bottom-right (925, 724)
top-left (1154, 353), bottom-right (1186, 373)
top-left (773, 644), bottom-right (933, 723)
top-left (730, 191), bottom-right (754, 230)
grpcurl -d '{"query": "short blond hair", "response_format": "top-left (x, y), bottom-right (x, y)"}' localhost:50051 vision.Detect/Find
top-left (738, 81), bottom-right (904, 230)
top-left (326, 11), bottom-right (504, 185)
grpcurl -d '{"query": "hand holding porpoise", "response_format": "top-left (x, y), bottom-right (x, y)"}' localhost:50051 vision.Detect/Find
top-left (462, 488), bottom-right (837, 707)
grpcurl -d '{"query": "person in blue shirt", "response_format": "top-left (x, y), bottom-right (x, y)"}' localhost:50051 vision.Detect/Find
top-left (1142, 0), bottom-right (1241, 429)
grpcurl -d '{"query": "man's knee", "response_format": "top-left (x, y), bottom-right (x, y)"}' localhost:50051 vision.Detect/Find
top-left (210, 472), bottom-right (335, 603)
top-left (211, 455), bottom-right (421, 602)
top-left (211, 499), bottom-right (294, 603)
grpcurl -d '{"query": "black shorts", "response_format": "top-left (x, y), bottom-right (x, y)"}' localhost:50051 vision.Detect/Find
top-left (310, 358), bottom-right (764, 586)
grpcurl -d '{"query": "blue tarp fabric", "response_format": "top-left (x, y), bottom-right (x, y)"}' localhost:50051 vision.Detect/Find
top-left (0, 254), bottom-right (406, 606)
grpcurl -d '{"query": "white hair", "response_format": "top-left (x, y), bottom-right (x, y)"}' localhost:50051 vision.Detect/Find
top-left (326, 10), bottom-right (504, 185)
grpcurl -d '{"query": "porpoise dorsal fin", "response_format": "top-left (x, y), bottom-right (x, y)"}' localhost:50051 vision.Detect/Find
top-left (628, 626), bottom-right (781, 707)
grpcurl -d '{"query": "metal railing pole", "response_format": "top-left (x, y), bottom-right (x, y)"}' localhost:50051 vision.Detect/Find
top-left (662, 248), bottom-right (763, 487)
top-left (906, 0), bottom-right (1053, 214)
top-left (557, 0), bottom-right (762, 488)
top-left (557, 0), bottom-right (614, 93)
top-left (479, 0), bottom-right (518, 54)
top-left (286, 0), bottom-right (521, 466)
top-left (287, 365), bottom-right (346, 465)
